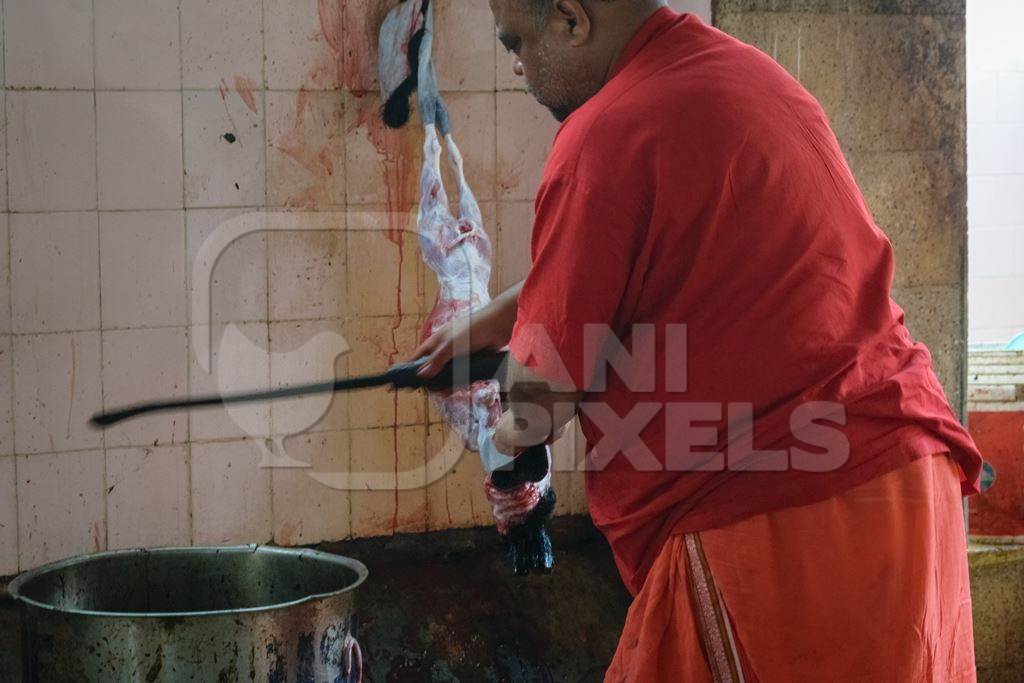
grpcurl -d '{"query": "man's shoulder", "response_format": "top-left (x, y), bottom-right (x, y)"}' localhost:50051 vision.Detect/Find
top-left (569, 36), bottom-right (824, 156)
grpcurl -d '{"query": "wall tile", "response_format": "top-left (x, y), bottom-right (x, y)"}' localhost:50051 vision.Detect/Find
top-left (191, 439), bottom-right (272, 545)
top-left (969, 326), bottom-right (1020, 347)
top-left (350, 426), bottom-right (427, 537)
top-left (181, 0), bottom-right (263, 90)
top-left (481, 201), bottom-right (500, 299)
top-left (186, 208), bottom-right (269, 325)
top-left (97, 92), bottom-right (184, 210)
top-left (550, 429), bottom-right (576, 517)
top-left (7, 91), bottom-right (97, 212)
top-left (269, 319), bottom-right (349, 437)
top-left (442, 92), bottom-right (496, 202)
top-left (999, 72), bottom-right (1024, 124)
top-left (434, 0), bottom-right (496, 92)
top-left (344, 94), bottom-right (423, 208)
top-left (106, 445), bottom-right (190, 550)
top-left (272, 431), bottom-right (350, 545)
top-left (967, 70), bottom-right (999, 124)
top-left (569, 468), bottom-right (589, 516)
top-left (496, 92), bottom-right (557, 201)
top-left (967, 1), bottom-right (1024, 342)
top-left (344, 316), bottom-right (426, 430)
top-left (968, 123), bottom-right (1024, 176)
top-left (496, 201), bottom-right (533, 290)
top-left (0, 90), bottom-right (6, 212)
top-left (968, 175), bottom-right (1024, 229)
top-left (495, 40), bottom-right (525, 92)
top-left (564, 420), bottom-right (590, 516)
top-left (0, 214), bottom-right (9, 333)
top-left (968, 276), bottom-right (1024, 332)
top-left (0, 0), bottom-right (604, 550)
top-left (4, 0), bottom-right (93, 89)
top-left (338, 0), bottom-right (389, 95)
top-left (268, 223), bottom-right (346, 320)
top-left (966, 0), bottom-right (1024, 72)
top-left (12, 332), bottom-right (102, 455)
top-left (183, 89), bottom-right (266, 208)
top-left (425, 422), bottom-right (492, 530)
top-left (102, 327), bottom-right (188, 448)
top-left (266, 91), bottom-right (346, 209)
top-left (17, 450), bottom-right (105, 570)
top-left (346, 217), bottom-right (424, 318)
top-left (95, 0), bottom-right (181, 90)
top-left (969, 227), bottom-right (1019, 279)
top-left (0, 456), bottom-right (16, 574)
top-left (100, 210), bottom-right (187, 329)
top-left (265, 0), bottom-right (344, 91)
top-left (0, 337), bottom-right (12, 456)
top-left (189, 322), bottom-right (271, 441)
top-left (10, 212), bottom-right (100, 334)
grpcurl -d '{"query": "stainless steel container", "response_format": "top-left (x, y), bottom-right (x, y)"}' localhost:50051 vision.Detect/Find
top-left (8, 545), bottom-right (367, 682)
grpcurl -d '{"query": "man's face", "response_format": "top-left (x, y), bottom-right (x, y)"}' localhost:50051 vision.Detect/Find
top-left (489, 0), bottom-right (600, 122)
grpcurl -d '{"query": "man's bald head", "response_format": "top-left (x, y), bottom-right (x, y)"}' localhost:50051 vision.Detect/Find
top-left (490, 0), bottom-right (667, 121)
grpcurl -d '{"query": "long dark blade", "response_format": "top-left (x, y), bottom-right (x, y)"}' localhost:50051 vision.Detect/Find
top-left (90, 372), bottom-right (393, 428)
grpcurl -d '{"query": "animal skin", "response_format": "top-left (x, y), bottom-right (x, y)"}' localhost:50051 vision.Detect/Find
top-left (379, 0), bottom-right (555, 573)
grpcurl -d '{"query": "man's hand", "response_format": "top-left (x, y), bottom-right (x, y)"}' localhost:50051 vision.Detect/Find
top-left (410, 282), bottom-right (523, 378)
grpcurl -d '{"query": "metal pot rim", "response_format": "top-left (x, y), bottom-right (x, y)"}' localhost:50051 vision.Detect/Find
top-left (7, 544), bottom-right (368, 619)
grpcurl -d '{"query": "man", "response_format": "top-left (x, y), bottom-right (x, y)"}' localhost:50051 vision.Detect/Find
top-left (413, 1), bottom-right (981, 680)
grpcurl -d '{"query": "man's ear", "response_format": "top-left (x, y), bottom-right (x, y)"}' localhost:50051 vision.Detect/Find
top-left (552, 0), bottom-right (591, 45)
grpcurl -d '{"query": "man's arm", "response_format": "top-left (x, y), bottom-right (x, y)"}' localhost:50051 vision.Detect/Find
top-left (411, 281), bottom-right (524, 377)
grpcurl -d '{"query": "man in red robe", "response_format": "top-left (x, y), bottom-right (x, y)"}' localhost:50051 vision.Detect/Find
top-left (413, 1), bottom-right (981, 680)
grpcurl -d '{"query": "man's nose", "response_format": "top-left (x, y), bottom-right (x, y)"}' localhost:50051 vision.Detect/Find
top-left (513, 58), bottom-right (524, 77)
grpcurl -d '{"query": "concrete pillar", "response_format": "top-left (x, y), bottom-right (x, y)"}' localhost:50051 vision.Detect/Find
top-left (713, 0), bottom-right (969, 418)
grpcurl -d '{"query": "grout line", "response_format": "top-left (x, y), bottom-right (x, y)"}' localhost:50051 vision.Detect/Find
top-left (4, 205), bottom-right (343, 215)
top-left (90, 0), bottom-right (109, 555)
top-left (0, 85), bottom-right (516, 96)
top-left (258, 0), bottom-right (276, 545)
top-left (0, 0), bottom-right (21, 574)
top-left (339, 3), bottom-right (355, 541)
top-left (177, 0), bottom-right (195, 548)
top-left (3, 313), bottom-right (438, 338)
top-left (0, 199), bottom-right (557, 215)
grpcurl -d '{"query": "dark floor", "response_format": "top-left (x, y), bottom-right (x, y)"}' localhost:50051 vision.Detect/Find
top-left (0, 592), bottom-right (21, 681)
top-left (0, 516), bottom-right (630, 682)
top-left (321, 517), bottom-right (630, 682)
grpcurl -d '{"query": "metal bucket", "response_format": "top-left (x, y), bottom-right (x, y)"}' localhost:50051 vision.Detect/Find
top-left (8, 545), bottom-right (367, 682)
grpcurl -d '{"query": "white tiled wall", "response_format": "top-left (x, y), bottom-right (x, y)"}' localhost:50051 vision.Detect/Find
top-left (0, 0), bottom-right (710, 576)
top-left (968, 0), bottom-right (1024, 345)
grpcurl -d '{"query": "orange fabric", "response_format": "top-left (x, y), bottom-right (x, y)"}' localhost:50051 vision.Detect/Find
top-left (606, 453), bottom-right (976, 682)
